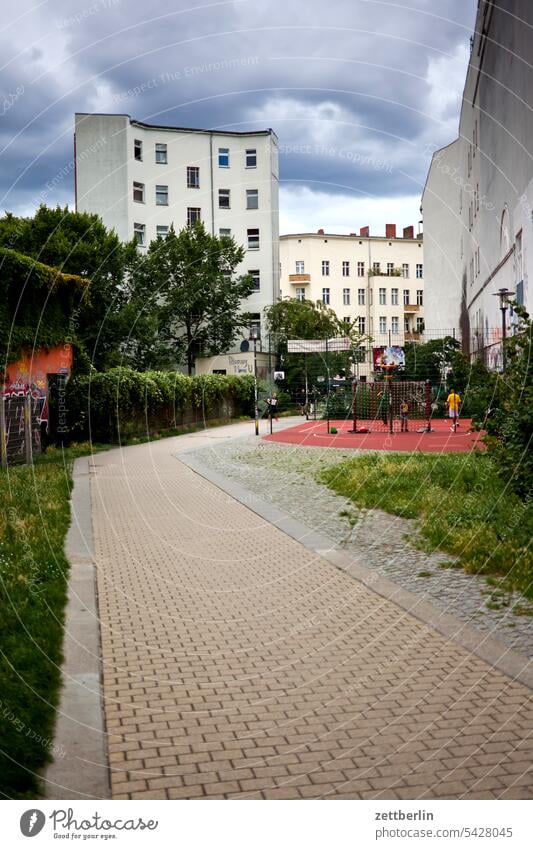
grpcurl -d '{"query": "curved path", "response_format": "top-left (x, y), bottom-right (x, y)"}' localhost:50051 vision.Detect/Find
top-left (89, 422), bottom-right (533, 799)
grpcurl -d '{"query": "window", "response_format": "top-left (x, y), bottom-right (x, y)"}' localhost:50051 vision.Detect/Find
top-left (358, 316), bottom-right (366, 334)
top-left (404, 315), bottom-right (410, 332)
top-left (379, 316), bottom-right (387, 333)
top-left (219, 228), bottom-right (231, 238)
top-left (322, 287), bottom-right (330, 305)
top-left (357, 261), bottom-right (365, 277)
top-left (343, 288), bottom-right (350, 306)
top-left (343, 316), bottom-right (351, 325)
top-left (219, 189), bottom-right (230, 209)
top-left (156, 225), bottom-right (169, 238)
top-left (187, 207), bottom-right (201, 226)
top-left (133, 222), bottom-right (145, 246)
top-left (416, 289), bottom-right (423, 306)
top-left (133, 181), bottom-right (144, 203)
top-left (416, 317), bottom-right (424, 332)
top-left (249, 270), bottom-right (260, 292)
top-left (373, 262), bottom-right (380, 275)
top-left (155, 143), bottom-right (167, 164)
top-left (295, 260), bottom-right (305, 274)
top-left (218, 148), bottom-right (229, 167)
top-left (402, 263), bottom-right (409, 278)
top-left (379, 287), bottom-right (386, 305)
top-left (403, 288), bottom-right (410, 306)
top-left (155, 184), bottom-right (168, 205)
top-left (342, 261), bottom-right (350, 277)
top-left (246, 189), bottom-right (258, 209)
top-left (358, 288), bottom-right (365, 305)
top-left (295, 287), bottom-right (305, 301)
top-left (187, 166), bottom-right (200, 188)
top-left (322, 260), bottom-right (330, 276)
top-left (416, 263), bottom-right (423, 278)
top-left (247, 228), bottom-right (259, 250)
top-left (134, 139), bottom-right (142, 161)
top-left (245, 149), bottom-right (257, 167)
top-left (387, 262), bottom-right (394, 276)
top-left (391, 288), bottom-right (398, 305)
top-left (391, 316), bottom-right (399, 334)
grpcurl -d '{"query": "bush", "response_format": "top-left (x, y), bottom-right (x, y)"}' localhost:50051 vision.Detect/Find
top-left (485, 306), bottom-right (533, 499)
top-left (61, 369), bottom-right (255, 443)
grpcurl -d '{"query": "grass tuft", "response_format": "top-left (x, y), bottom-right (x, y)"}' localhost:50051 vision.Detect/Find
top-left (320, 453), bottom-right (533, 601)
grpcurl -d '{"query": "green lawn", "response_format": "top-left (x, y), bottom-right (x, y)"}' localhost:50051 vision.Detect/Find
top-left (320, 453), bottom-right (533, 604)
top-left (0, 456), bottom-right (73, 798)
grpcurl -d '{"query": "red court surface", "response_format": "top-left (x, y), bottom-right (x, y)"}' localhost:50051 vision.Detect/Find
top-left (264, 418), bottom-right (486, 453)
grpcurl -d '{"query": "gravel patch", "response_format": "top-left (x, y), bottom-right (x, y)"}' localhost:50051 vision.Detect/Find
top-left (184, 436), bottom-right (533, 658)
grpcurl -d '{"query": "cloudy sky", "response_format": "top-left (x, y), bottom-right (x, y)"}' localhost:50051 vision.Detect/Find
top-left (1, 0), bottom-right (477, 235)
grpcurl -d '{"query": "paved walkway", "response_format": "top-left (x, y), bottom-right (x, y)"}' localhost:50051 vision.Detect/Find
top-left (90, 423), bottom-right (533, 799)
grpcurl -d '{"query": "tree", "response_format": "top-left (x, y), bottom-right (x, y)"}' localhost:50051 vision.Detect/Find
top-left (265, 297), bottom-right (367, 395)
top-left (403, 336), bottom-right (467, 387)
top-left (0, 205), bottom-right (133, 370)
top-left (485, 305), bottom-right (533, 499)
top-left (132, 223), bottom-right (252, 374)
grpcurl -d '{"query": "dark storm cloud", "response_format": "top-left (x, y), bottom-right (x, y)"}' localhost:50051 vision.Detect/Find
top-left (0, 0), bottom-right (477, 216)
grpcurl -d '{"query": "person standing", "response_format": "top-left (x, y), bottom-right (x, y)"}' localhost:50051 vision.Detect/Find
top-left (267, 393), bottom-right (279, 422)
top-left (399, 400), bottom-right (409, 432)
top-left (446, 388), bottom-right (461, 431)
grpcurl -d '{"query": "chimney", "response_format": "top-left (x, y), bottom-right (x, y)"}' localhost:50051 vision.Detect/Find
top-left (360, 226), bottom-right (369, 237)
top-left (403, 225), bottom-right (414, 239)
top-left (385, 223), bottom-right (396, 239)
top-left (349, 232), bottom-right (357, 236)
top-left (317, 228), bottom-right (324, 235)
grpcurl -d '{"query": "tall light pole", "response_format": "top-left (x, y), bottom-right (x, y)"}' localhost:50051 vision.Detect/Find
top-left (249, 323), bottom-right (260, 436)
top-left (494, 288), bottom-right (513, 372)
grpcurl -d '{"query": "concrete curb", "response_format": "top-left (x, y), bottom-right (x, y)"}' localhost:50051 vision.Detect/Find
top-left (179, 452), bottom-right (533, 692)
top-left (44, 456), bottom-right (110, 799)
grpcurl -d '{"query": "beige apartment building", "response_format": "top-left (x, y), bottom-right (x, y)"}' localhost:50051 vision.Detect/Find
top-left (280, 225), bottom-right (424, 371)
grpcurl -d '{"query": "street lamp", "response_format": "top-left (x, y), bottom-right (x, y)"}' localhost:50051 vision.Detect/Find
top-left (249, 323), bottom-right (261, 436)
top-left (494, 288), bottom-right (514, 372)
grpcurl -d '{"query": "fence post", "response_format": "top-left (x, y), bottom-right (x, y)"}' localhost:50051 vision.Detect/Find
top-left (351, 379), bottom-right (357, 432)
top-left (0, 392), bottom-right (6, 469)
top-left (24, 392), bottom-right (33, 465)
top-left (425, 379), bottom-right (431, 431)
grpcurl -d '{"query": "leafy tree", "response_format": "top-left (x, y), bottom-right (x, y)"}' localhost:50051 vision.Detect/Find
top-left (265, 297), bottom-right (367, 397)
top-left (0, 205), bottom-right (134, 370)
top-left (485, 305), bottom-right (533, 499)
top-left (131, 223), bottom-right (252, 374)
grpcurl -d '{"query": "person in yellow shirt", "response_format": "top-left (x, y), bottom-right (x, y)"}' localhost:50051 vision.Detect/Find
top-left (446, 389), bottom-right (461, 430)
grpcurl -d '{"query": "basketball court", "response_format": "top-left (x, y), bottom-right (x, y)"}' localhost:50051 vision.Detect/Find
top-left (265, 417), bottom-right (486, 453)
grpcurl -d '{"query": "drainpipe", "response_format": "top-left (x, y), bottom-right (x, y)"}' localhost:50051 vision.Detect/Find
top-left (209, 132), bottom-right (215, 235)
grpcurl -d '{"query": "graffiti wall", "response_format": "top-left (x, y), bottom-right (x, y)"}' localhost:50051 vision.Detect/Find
top-left (4, 345), bottom-right (73, 426)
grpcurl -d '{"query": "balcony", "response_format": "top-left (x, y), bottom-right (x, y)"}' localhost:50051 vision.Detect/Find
top-left (288, 273), bottom-right (311, 284)
top-left (404, 331), bottom-right (422, 341)
top-left (403, 303), bottom-right (420, 312)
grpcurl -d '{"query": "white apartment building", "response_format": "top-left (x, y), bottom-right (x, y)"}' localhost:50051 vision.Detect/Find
top-left (280, 225), bottom-right (424, 372)
top-left (422, 0), bottom-right (532, 368)
top-left (74, 113), bottom-right (280, 344)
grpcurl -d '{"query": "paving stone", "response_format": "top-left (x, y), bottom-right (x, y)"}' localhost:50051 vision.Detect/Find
top-left (91, 427), bottom-right (533, 800)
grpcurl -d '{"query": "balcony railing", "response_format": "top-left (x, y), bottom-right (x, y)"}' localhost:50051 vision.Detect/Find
top-left (288, 273), bottom-right (311, 284)
top-left (403, 303), bottom-right (420, 312)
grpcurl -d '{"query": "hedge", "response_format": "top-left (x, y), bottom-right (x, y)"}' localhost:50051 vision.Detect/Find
top-left (61, 368), bottom-right (256, 442)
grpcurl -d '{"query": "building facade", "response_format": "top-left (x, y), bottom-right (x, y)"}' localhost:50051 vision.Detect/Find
top-left (280, 225), bottom-right (424, 373)
top-left (422, 0), bottom-right (533, 368)
top-left (74, 113), bottom-right (280, 342)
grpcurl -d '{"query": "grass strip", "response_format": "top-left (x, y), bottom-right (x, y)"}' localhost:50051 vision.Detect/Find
top-left (320, 452), bottom-right (532, 603)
